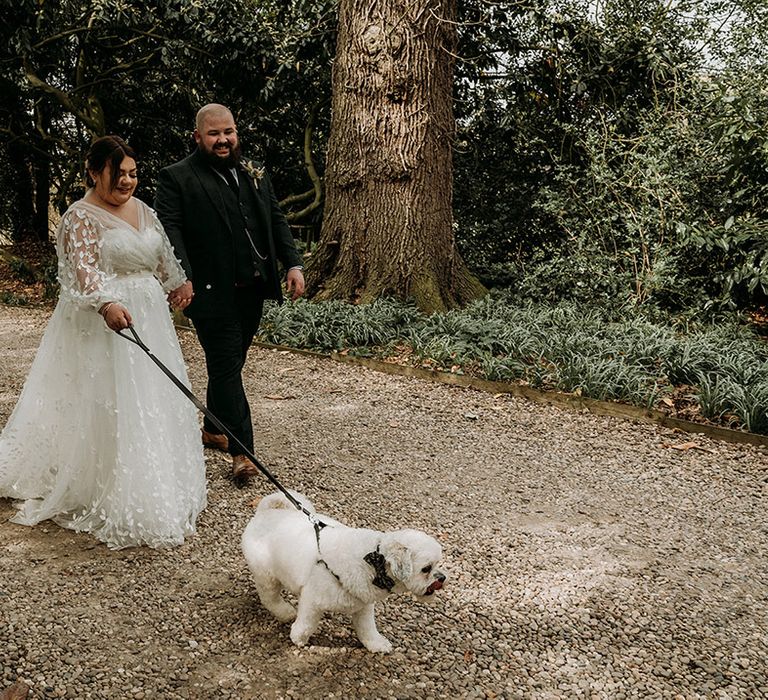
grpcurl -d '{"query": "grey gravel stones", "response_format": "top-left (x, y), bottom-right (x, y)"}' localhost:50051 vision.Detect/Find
top-left (1, 306), bottom-right (767, 699)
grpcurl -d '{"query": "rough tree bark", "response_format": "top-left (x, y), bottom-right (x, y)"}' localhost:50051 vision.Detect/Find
top-left (305, 0), bottom-right (486, 312)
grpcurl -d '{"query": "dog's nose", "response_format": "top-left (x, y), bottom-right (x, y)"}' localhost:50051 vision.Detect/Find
top-left (436, 573), bottom-right (446, 583)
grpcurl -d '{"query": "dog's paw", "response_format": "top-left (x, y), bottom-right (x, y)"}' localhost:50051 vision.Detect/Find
top-left (271, 603), bottom-right (297, 623)
top-left (362, 635), bottom-right (393, 653)
top-left (290, 624), bottom-right (311, 647)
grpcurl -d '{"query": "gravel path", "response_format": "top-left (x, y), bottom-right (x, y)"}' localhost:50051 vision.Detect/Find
top-left (1, 304), bottom-right (767, 700)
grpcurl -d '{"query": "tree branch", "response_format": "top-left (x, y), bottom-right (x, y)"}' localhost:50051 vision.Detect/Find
top-left (71, 51), bottom-right (160, 94)
top-left (23, 61), bottom-right (103, 135)
top-left (284, 104), bottom-right (324, 222)
top-left (280, 188), bottom-right (316, 208)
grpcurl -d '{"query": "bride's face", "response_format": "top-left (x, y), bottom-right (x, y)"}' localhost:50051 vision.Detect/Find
top-left (90, 155), bottom-right (138, 207)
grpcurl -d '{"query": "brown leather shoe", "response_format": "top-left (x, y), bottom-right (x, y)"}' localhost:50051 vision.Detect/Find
top-left (232, 454), bottom-right (259, 480)
top-left (202, 429), bottom-right (228, 451)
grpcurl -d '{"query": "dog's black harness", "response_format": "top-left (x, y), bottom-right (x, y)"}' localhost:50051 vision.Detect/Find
top-left (314, 523), bottom-right (394, 592)
top-left (313, 521), bottom-right (341, 584)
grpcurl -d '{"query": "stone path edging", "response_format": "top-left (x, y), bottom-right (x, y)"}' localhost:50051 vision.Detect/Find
top-left (245, 339), bottom-right (768, 449)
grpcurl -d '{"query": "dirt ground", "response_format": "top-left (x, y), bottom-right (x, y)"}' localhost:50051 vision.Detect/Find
top-left (1, 304), bottom-right (767, 700)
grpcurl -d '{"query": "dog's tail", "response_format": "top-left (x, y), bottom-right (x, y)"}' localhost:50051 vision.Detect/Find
top-left (256, 490), bottom-right (314, 513)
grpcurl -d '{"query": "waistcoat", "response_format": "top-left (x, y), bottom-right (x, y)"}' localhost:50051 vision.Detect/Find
top-left (215, 172), bottom-right (269, 284)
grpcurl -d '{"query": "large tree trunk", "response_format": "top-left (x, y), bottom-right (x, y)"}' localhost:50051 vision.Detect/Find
top-left (7, 140), bottom-right (35, 242)
top-left (305, 0), bottom-right (485, 312)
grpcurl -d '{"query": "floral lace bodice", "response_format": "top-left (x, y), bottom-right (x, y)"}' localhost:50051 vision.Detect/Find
top-left (56, 196), bottom-right (187, 309)
top-left (2, 194), bottom-right (205, 549)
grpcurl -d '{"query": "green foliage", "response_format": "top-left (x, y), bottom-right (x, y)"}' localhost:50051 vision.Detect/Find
top-left (2, 0), bottom-right (768, 317)
top-left (7, 256), bottom-right (37, 285)
top-left (259, 297), bottom-right (423, 352)
top-left (0, 0), bottom-right (334, 228)
top-left (722, 379), bottom-right (768, 434)
top-left (0, 245), bottom-right (58, 301)
top-left (683, 71), bottom-right (768, 308)
top-left (453, 0), bottom-right (768, 314)
top-left (0, 291), bottom-right (30, 306)
top-left (695, 371), bottom-right (768, 435)
top-left (260, 293), bottom-right (768, 434)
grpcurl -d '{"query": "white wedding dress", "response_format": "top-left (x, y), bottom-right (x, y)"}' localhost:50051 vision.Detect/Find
top-left (0, 197), bottom-right (207, 549)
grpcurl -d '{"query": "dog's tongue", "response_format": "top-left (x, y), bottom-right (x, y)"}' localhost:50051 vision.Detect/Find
top-left (426, 580), bottom-right (443, 594)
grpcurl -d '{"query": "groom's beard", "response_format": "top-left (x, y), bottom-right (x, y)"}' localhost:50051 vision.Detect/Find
top-left (198, 143), bottom-right (241, 170)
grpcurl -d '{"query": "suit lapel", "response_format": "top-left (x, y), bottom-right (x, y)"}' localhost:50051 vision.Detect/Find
top-left (189, 155), bottom-right (233, 233)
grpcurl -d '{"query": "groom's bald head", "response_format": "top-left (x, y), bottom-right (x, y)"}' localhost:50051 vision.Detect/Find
top-left (195, 103), bottom-right (235, 132)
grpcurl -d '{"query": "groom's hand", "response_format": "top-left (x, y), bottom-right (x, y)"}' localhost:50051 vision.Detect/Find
top-left (286, 268), bottom-right (305, 301)
top-left (168, 280), bottom-right (194, 310)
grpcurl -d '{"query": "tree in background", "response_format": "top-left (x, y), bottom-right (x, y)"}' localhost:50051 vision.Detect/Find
top-left (2, 0), bottom-right (768, 314)
top-left (0, 0), bottom-right (334, 243)
top-left (452, 0), bottom-right (768, 312)
top-left (305, 0), bottom-right (486, 312)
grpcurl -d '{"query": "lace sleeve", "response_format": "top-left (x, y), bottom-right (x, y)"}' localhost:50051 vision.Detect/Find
top-left (150, 208), bottom-right (188, 292)
top-left (56, 206), bottom-right (122, 310)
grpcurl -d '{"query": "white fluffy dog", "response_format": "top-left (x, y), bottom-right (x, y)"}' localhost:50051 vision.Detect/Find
top-left (241, 491), bottom-right (446, 653)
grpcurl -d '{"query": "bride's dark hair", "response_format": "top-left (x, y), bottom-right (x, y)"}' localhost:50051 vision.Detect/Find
top-left (85, 135), bottom-right (136, 191)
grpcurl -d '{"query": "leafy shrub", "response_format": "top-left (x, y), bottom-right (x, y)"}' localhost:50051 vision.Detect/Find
top-left (7, 257), bottom-right (38, 285)
top-left (260, 293), bottom-right (768, 433)
top-left (259, 297), bottom-right (423, 352)
top-left (0, 291), bottom-right (30, 306)
top-left (453, 5), bottom-right (768, 316)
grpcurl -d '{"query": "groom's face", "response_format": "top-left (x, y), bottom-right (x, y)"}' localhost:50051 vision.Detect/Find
top-left (194, 112), bottom-right (240, 167)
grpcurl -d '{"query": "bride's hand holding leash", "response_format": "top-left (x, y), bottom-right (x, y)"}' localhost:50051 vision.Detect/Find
top-left (99, 302), bottom-right (132, 331)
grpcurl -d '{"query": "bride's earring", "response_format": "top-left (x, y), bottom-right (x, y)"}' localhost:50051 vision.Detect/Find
top-left (91, 174), bottom-right (106, 202)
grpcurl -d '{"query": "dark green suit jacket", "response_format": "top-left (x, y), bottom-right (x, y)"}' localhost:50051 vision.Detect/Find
top-left (154, 149), bottom-right (302, 319)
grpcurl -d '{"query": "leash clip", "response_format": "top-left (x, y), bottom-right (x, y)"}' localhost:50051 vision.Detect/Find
top-left (308, 513), bottom-right (325, 528)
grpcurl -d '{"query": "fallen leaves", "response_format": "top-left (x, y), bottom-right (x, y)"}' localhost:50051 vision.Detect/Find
top-left (0, 681), bottom-right (30, 700)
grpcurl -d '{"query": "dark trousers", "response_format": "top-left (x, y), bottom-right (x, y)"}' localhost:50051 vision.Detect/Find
top-left (193, 285), bottom-right (264, 457)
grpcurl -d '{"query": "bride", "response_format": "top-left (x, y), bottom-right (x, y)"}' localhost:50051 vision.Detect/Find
top-left (0, 135), bottom-right (207, 550)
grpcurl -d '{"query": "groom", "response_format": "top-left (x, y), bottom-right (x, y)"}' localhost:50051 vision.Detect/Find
top-left (155, 103), bottom-right (305, 481)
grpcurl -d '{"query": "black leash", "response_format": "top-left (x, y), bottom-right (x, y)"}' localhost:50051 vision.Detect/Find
top-left (116, 324), bottom-right (396, 593)
top-left (115, 324), bottom-right (324, 528)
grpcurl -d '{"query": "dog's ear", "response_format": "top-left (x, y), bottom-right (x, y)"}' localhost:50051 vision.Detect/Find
top-left (379, 540), bottom-right (412, 582)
